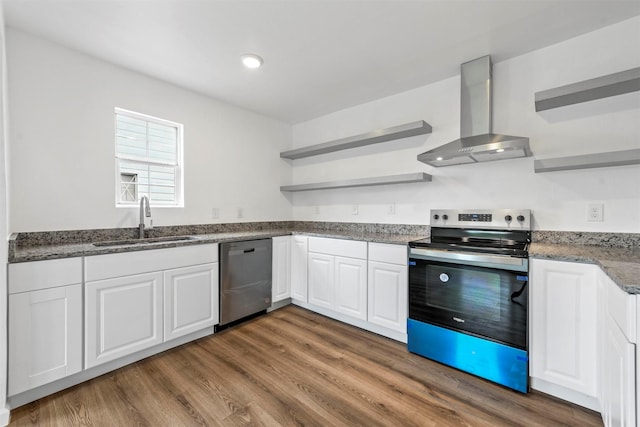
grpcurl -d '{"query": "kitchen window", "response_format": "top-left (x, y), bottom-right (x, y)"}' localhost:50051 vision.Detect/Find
top-left (115, 108), bottom-right (184, 207)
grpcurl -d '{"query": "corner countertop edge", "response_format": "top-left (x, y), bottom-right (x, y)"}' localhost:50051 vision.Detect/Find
top-left (530, 242), bottom-right (640, 294)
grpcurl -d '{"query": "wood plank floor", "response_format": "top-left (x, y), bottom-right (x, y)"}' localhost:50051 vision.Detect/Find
top-left (9, 305), bottom-right (602, 426)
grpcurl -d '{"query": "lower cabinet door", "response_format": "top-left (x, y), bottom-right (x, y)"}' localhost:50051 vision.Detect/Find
top-left (601, 312), bottom-right (636, 427)
top-left (367, 261), bottom-right (407, 332)
top-left (334, 256), bottom-right (367, 320)
top-left (291, 236), bottom-right (308, 302)
top-left (164, 263), bottom-right (218, 341)
top-left (271, 236), bottom-right (292, 303)
top-left (8, 284), bottom-right (83, 396)
top-left (530, 259), bottom-right (598, 397)
top-left (308, 252), bottom-right (334, 309)
top-left (86, 272), bottom-right (163, 368)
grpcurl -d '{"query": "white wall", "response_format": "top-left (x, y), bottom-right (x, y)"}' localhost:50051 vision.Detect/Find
top-left (6, 29), bottom-right (292, 233)
top-left (6, 17), bottom-right (640, 234)
top-left (0, 6), bottom-right (10, 426)
top-left (290, 16), bottom-right (640, 232)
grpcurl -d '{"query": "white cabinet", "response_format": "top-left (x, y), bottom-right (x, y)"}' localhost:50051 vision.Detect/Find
top-left (303, 238), bottom-right (408, 341)
top-left (307, 237), bottom-right (367, 321)
top-left (291, 235), bottom-right (308, 302)
top-left (604, 271), bottom-right (637, 344)
top-left (85, 272), bottom-right (164, 368)
top-left (164, 263), bottom-right (218, 341)
top-left (367, 243), bottom-right (407, 333)
top-left (8, 258), bottom-right (83, 396)
top-left (85, 244), bottom-right (218, 368)
top-left (272, 236), bottom-right (292, 303)
top-left (530, 259), bottom-right (599, 401)
top-left (601, 311), bottom-right (636, 427)
top-left (600, 270), bottom-right (636, 427)
top-left (532, 258), bottom-right (639, 421)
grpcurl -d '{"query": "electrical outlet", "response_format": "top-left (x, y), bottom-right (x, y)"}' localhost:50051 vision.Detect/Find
top-left (388, 203), bottom-right (396, 215)
top-left (351, 205), bottom-right (359, 215)
top-left (237, 207), bottom-right (244, 218)
top-left (211, 208), bottom-right (219, 219)
top-left (587, 203), bottom-right (604, 222)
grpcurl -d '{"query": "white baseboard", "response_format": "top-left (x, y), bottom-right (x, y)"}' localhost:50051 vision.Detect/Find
top-left (292, 300), bottom-right (407, 343)
top-left (268, 298), bottom-right (292, 312)
top-left (531, 377), bottom-right (602, 413)
top-left (0, 406), bottom-right (10, 426)
top-left (8, 327), bottom-right (214, 409)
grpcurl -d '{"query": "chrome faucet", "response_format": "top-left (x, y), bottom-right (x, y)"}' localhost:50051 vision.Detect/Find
top-left (139, 196), bottom-right (151, 239)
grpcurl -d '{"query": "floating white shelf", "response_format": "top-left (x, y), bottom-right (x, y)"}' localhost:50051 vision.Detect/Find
top-left (534, 149), bottom-right (640, 173)
top-left (534, 67), bottom-right (640, 112)
top-left (280, 172), bottom-right (432, 192)
top-left (280, 120), bottom-right (432, 160)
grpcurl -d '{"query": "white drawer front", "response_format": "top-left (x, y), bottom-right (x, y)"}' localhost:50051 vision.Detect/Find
top-left (85, 244), bottom-right (218, 282)
top-left (308, 237), bottom-right (367, 259)
top-left (368, 242), bottom-right (407, 265)
top-left (9, 258), bottom-right (82, 294)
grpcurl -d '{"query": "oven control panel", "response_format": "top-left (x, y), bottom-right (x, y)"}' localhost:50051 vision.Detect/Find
top-left (430, 209), bottom-right (531, 230)
top-left (458, 213), bottom-right (492, 222)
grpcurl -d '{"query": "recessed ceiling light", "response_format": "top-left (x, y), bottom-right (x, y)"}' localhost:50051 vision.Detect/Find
top-left (241, 54), bottom-right (263, 69)
top-left (436, 157), bottom-right (443, 161)
top-left (496, 148), bottom-right (505, 153)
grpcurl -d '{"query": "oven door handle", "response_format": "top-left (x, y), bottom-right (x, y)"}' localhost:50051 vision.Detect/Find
top-left (409, 247), bottom-right (527, 271)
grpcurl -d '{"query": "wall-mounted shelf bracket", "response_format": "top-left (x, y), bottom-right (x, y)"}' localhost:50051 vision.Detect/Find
top-left (280, 120), bottom-right (432, 160)
top-left (280, 172), bottom-right (431, 192)
top-left (534, 67), bottom-right (640, 112)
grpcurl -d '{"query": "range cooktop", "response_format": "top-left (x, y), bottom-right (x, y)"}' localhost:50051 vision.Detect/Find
top-left (410, 209), bottom-right (532, 258)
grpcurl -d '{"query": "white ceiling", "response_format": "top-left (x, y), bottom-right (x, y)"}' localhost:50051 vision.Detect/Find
top-left (3, 1), bottom-right (640, 124)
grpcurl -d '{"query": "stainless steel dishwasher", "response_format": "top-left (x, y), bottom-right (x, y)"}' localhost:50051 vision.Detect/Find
top-left (218, 238), bottom-right (272, 328)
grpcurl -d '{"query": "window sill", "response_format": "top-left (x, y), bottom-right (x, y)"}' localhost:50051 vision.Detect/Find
top-left (116, 203), bottom-right (184, 209)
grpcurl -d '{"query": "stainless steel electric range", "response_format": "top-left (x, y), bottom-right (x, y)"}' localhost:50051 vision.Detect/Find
top-left (408, 209), bottom-right (531, 393)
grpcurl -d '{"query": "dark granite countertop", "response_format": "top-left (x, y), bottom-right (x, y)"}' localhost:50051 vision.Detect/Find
top-left (9, 222), bottom-right (639, 295)
top-left (291, 230), bottom-right (424, 245)
top-left (530, 242), bottom-right (640, 295)
top-left (9, 226), bottom-right (425, 264)
top-left (9, 231), bottom-right (289, 263)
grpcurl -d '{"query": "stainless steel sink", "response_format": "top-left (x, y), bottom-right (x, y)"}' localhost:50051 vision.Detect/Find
top-left (93, 235), bottom-right (199, 247)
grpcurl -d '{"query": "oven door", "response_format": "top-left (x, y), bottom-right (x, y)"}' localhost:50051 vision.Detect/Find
top-left (409, 251), bottom-right (528, 350)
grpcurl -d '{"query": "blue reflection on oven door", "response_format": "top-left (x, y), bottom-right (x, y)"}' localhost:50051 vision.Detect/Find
top-left (407, 318), bottom-right (528, 393)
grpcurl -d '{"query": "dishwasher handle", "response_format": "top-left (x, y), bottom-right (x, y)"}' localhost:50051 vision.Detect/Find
top-left (227, 245), bottom-right (268, 256)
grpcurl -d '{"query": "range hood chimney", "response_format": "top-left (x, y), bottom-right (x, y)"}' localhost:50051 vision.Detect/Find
top-left (417, 56), bottom-right (531, 166)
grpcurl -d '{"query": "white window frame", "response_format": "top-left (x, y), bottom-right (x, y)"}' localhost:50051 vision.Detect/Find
top-left (114, 107), bottom-right (184, 208)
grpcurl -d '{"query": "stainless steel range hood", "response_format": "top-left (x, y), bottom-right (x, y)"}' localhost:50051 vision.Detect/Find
top-left (418, 56), bottom-right (531, 167)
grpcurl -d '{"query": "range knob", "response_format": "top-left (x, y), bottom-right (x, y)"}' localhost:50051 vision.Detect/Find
top-left (433, 214), bottom-right (439, 220)
top-left (505, 215), bottom-right (512, 222)
top-left (517, 215), bottom-right (525, 222)
top-left (442, 214), bottom-right (449, 220)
